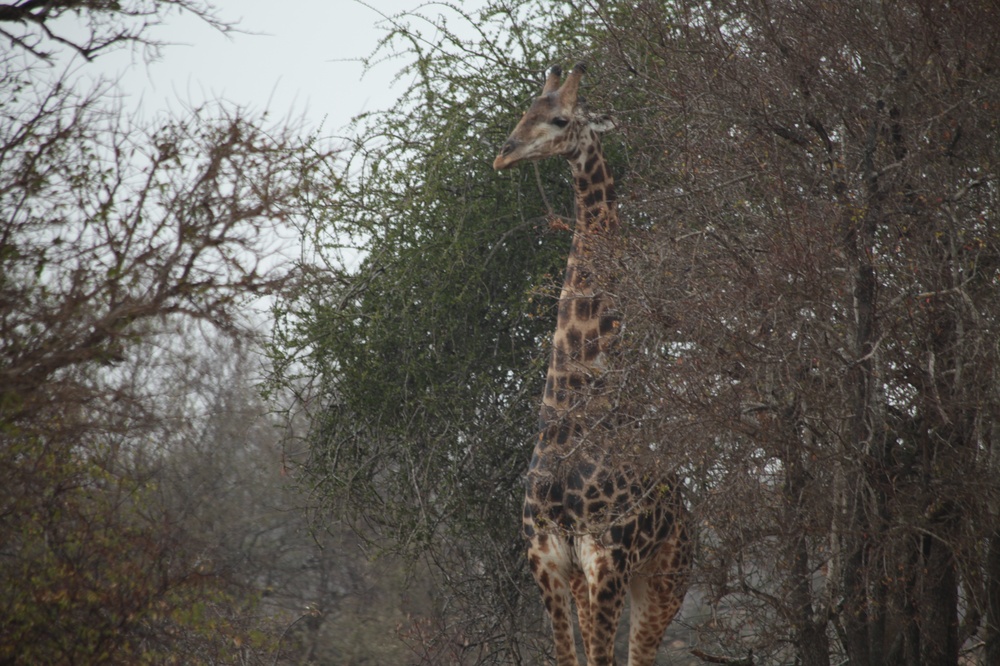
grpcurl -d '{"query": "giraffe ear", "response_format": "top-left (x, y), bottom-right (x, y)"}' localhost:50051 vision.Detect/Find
top-left (587, 114), bottom-right (617, 133)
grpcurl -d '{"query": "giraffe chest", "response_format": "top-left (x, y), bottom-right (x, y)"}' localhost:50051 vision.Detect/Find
top-left (522, 446), bottom-right (680, 574)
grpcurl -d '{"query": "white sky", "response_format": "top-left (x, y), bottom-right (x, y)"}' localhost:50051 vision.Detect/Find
top-left (85, 0), bottom-right (483, 133)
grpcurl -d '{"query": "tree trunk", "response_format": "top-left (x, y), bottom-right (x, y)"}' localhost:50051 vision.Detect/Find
top-left (784, 446), bottom-right (831, 666)
top-left (840, 113), bottom-right (883, 666)
top-left (918, 514), bottom-right (959, 666)
top-left (987, 527), bottom-right (1000, 664)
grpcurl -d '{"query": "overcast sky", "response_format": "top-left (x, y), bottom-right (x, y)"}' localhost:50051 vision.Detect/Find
top-left (87, 0), bottom-right (483, 133)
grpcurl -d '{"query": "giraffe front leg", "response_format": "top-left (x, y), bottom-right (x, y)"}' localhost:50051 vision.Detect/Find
top-left (544, 580), bottom-right (579, 666)
top-left (586, 571), bottom-right (626, 665)
top-left (580, 537), bottom-right (627, 666)
top-left (529, 535), bottom-right (581, 666)
top-left (570, 569), bottom-right (593, 664)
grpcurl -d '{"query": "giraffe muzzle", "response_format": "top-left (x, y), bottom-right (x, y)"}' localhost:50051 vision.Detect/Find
top-left (493, 140), bottom-right (519, 170)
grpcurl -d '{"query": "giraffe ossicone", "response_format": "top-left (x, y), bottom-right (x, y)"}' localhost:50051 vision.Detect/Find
top-left (495, 63), bottom-right (692, 666)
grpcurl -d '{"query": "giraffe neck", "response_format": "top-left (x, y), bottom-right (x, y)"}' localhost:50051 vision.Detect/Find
top-left (540, 134), bottom-right (619, 419)
top-left (568, 135), bottom-right (618, 237)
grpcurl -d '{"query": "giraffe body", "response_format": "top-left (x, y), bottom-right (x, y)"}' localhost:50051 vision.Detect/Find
top-left (495, 64), bottom-right (691, 666)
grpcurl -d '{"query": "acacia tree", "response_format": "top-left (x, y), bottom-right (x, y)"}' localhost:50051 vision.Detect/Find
top-left (265, 2), bottom-right (618, 663)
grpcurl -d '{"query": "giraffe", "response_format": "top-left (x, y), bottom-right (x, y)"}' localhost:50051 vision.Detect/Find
top-left (493, 63), bottom-right (692, 666)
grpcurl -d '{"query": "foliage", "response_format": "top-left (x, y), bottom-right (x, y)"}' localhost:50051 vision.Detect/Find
top-left (1, 443), bottom-right (267, 664)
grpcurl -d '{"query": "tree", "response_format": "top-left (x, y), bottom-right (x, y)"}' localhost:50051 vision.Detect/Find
top-left (0, 13), bottom-right (334, 660)
top-left (577, 0), bottom-right (1000, 663)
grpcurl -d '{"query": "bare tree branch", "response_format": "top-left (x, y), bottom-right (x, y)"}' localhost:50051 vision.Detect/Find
top-left (0, 0), bottom-right (236, 61)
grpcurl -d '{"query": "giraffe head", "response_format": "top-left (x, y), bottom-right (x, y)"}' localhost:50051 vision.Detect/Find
top-left (493, 63), bottom-right (615, 171)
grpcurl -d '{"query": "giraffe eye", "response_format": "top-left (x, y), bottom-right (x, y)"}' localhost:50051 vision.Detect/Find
top-left (550, 117), bottom-right (569, 128)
